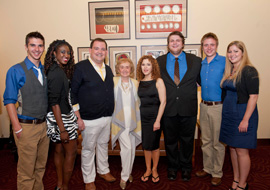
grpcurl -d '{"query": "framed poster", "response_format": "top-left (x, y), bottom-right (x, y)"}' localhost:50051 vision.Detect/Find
top-left (141, 44), bottom-right (201, 59)
top-left (77, 47), bottom-right (90, 62)
top-left (109, 46), bottom-right (137, 75)
top-left (135, 0), bottom-right (187, 39)
top-left (184, 44), bottom-right (202, 57)
top-left (141, 45), bottom-right (167, 59)
top-left (88, 0), bottom-right (130, 40)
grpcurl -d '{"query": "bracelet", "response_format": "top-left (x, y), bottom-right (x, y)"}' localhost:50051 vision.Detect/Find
top-left (60, 130), bottom-right (67, 133)
top-left (15, 128), bottom-right (23, 134)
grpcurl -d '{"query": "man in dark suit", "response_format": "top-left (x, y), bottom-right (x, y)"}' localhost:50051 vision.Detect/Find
top-left (157, 31), bottom-right (201, 181)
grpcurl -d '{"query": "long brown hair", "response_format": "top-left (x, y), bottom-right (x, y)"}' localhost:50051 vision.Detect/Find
top-left (220, 41), bottom-right (253, 86)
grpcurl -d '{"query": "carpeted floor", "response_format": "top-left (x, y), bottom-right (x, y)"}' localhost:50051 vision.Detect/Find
top-left (1, 143), bottom-right (270, 190)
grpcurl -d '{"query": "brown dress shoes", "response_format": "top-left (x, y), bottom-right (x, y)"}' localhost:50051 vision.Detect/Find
top-left (99, 172), bottom-right (116, 183)
top-left (85, 182), bottom-right (96, 190)
top-left (195, 170), bottom-right (210, 177)
top-left (211, 177), bottom-right (222, 186)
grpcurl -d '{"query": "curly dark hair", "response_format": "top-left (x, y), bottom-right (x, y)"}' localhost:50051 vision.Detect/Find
top-left (44, 40), bottom-right (75, 80)
top-left (136, 55), bottom-right (161, 81)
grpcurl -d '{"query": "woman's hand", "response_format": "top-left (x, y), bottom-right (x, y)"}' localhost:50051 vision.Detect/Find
top-left (153, 121), bottom-right (160, 131)
top-left (60, 130), bottom-right (69, 143)
top-left (238, 119), bottom-right (248, 133)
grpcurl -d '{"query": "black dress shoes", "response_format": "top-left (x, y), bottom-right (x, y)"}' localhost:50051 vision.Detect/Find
top-left (167, 170), bottom-right (177, 180)
top-left (181, 170), bottom-right (191, 181)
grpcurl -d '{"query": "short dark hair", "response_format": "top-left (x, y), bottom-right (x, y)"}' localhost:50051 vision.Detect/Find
top-left (25, 31), bottom-right (45, 46)
top-left (167, 31), bottom-right (185, 45)
top-left (90, 38), bottom-right (107, 50)
top-left (201, 32), bottom-right (219, 46)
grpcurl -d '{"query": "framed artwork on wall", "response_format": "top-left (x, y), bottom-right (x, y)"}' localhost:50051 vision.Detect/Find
top-left (135, 0), bottom-right (187, 39)
top-left (109, 46), bottom-right (137, 75)
top-left (77, 47), bottom-right (90, 62)
top-left (184, 44), bottom-right (202, 57)
top-left (141, 45), bottom-right (168, 59)
top-left (88, 0), bottom-right (130, 40)
top-left (141, 44), bottom-right (201, 59)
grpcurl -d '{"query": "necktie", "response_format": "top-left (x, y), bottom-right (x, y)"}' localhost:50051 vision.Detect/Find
top-left (174, 58), bottom-right (180, 85)
top-left (99, 67), bottom-right (104, 81)
top-left (33, 67), bottom-right (43, 85)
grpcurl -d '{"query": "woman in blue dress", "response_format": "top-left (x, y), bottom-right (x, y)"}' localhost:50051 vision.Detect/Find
top-left (219, 41), bottom-right (259, 190)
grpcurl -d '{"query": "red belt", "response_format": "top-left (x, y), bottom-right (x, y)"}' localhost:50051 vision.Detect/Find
top-left (18, 118), bottom-right (46, 124)
top-left (201, 100), bottom-right (223, 106)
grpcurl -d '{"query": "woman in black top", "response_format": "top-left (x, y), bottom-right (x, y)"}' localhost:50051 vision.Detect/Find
top-left (44, 40), bottom-right (78, 190)
top-left (136, 55), bottom-right (166, 184)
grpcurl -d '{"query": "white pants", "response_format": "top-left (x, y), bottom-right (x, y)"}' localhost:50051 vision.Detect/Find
top-left (119, 128), bottom-right (136, 182)
top-left (81, 117), bottom-right (111, 183)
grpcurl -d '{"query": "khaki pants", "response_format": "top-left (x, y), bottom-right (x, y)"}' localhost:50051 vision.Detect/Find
top-left (14, 122), bottom-right (50, 190)
top-left (200, 103), bottom-right (225, 178)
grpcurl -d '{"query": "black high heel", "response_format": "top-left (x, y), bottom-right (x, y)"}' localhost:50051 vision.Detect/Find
top-left (55, 187), bottom-right (61, 190)
top-left (237, 183), bottom-right (249, 190)
top-left (229, 180), bottom-right (239, 190)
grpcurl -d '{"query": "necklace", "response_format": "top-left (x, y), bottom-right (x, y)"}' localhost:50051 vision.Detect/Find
top-left (230, 70), bottom-right (236, 76)
top-left (121, 81), bottom-right (130, 93)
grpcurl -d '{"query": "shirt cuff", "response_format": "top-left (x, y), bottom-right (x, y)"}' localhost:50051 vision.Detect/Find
top-left (72, 104), bottom-right (80, 112)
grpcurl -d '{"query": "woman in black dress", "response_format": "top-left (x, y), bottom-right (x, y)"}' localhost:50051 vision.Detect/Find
top-left (44, 40), bottom-right (78, 190)
top-left (219, 41), bottom-right (259, 190)
top-left (136, 55), bottom-right (166, 183)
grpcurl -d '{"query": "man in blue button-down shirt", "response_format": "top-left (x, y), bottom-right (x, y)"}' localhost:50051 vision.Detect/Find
top-left (157, 31), bottom-right (201, 182)
top-left (3, 31), bottom-right (49, 190)
top-left (195, 33), bottom-right (226, 186)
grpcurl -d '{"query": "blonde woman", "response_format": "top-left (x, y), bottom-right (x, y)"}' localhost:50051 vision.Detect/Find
top-left (136, 55), bottom-right (166, 184)
top-left (219, 41), bottom-right (259, 190)
top-left (111, 58), bottom-right (142, 190)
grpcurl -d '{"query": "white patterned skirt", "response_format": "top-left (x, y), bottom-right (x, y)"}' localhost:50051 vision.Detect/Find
top-left (46, 111), bottom-right (78, 143)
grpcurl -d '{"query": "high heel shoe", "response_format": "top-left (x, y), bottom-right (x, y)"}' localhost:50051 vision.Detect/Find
top-left (237, 183), bottom-right (249, 190)
top-left (120, 180), bottom-right (126, 190)
top-left (128, 175), bottom-right (133, 183)
top-left (229, 180), bottom-right (239, 190)
top-left (55, 187), bottom-right (61, 190)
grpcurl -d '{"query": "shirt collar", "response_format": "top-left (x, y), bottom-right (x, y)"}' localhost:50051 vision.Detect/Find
top-left (168, 51), bottom-right (185, 62)
top-left (24, 57), bottom-right (43, 70)
top-left (89, 57), bottom-right (105, 69)
top-left (202, 52), bottom-right (220, 64)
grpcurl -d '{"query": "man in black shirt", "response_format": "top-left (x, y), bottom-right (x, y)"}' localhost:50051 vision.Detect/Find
top-left (71, 38), bottom-right (115, 190)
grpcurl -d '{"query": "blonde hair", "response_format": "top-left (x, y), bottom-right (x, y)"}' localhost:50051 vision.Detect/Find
top-left (115, 58), bottom-right (135, 78)
top-left (220, 41), bottom-right (253, 86)
top-left (136, 55), bottom-right (161, 81)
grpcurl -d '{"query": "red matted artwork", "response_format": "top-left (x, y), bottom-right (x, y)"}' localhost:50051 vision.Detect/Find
top-left (88, 0), bottom-right (130, 40)
top-left (135, 0), bottom-right (187, 39)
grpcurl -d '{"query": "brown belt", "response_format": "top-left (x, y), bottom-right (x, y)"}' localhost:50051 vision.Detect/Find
top-left (201, 100), bottom-right (223, 106)
top-left (18, 118), bottom-right (46, 124)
